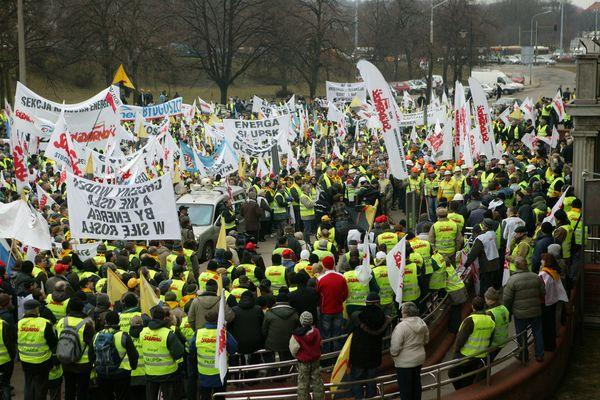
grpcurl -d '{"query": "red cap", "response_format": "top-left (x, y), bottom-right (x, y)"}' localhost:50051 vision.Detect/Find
top-left (244, 242), bottom-right (257, 251)
top-left (54, 263), bottom-right (68, 275)
top-left (375, 215), bottom-right (388, 224)
top-left (322, 256), bottom-right (334, 270)
top-left (282, 249), bottom-right (293, 258)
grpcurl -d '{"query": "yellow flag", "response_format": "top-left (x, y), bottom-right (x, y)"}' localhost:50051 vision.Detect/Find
top-left (349, 96), bottom-right (362, 108)
top-left (216, 217), bottom-right (227, 250)
top-left (112, 64), bottom-right (135, 89)
top-left (509, 108), bottom-right (522, 121)
top-left (172, 163), bottom-right (181, 184)
top-left (140, 275), bottom-right (160, 315)
top-left (134, 112), bottom-right (147, 138)
top-left (365, 199), bottom-right (379, 231)
top-left (238, 158), bottom-right (246, 181)
top-left (107, 268), bottom-right (128, 305)
top-left (85, 153), bottom-right (94, 175)
top-left (330, 333), bottom-right (353, 396)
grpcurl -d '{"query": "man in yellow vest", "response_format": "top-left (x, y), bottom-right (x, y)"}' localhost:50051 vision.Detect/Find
top-left (375, 222), bottom-right (399, 252)
top-left (18, 299), bottom-right (57, 400)
top-left (567, 199), bottom-right (586, 269)
top-left (56, 298), bottom-right (95, 399)
top-left (141, 306), bottom-right (185, 400)
top-left (484, 287), bottom-right (510, 361)
top-left (190, 309), bottom-right (238, 399)
top-left (372, 252), bottom-right (395, 316)
top-left (120, 293), bottom-right (142, 334)
top-left (506, 226), bottom-right (533, 273)
top-left (265, 254), bottom-right (288, 295)
top-left (448, 296), bottom-right (495, 389)
top-left (553, 209), bottom-right (574, 264)
top-left (438, 170), bottom-right (456, 203)
top-left (93, 310), bottom-right (139, 399)
top-left (128, 316), bottom-right (147, 397)
top-left (429, 207), bottom-right (462, 263)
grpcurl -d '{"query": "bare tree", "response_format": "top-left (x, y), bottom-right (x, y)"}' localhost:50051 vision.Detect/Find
top-left (175, 0), bottom-right (272, 104)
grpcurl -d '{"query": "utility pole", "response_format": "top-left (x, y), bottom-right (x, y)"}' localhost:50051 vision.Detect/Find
top-left (354, 0), bottom-right (358, 53)
top-left (530, 10), bottom-right (551, 85)
top-left (559, 0), bottom-right (564, 53)
top-left (17, 0), bottom-right (26, 84)
top-left (425, 0), bottom-right (449, 126)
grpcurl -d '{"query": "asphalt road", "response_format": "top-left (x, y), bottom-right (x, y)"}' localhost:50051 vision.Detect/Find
top-left (497, 63), bottom-right (576, 100)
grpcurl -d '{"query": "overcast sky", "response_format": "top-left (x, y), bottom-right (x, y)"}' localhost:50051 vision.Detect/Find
top-left (572, 0), bottom-right (596, 8)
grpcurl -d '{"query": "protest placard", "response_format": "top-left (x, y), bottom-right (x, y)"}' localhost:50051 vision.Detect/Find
top-left (66, 173), bottom-right (180, 240)
top-left (223, 115), bottom-right (289, 158)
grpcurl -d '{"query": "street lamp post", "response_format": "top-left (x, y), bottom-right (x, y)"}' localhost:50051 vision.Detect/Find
top-left (529, 10), bottom-right (552, 85)
top-left (17, 0), bottom-right (26, 84)
top-left (425, 0), bottom-right (449, 125)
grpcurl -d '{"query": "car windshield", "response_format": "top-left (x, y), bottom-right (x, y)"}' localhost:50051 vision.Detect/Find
top-left (185, 204), bottom-right (214, 226)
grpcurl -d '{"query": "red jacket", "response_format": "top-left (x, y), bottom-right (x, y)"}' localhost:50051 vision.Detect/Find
top-left (316, 270), bottom-right (348, 314)
top-left (293, 327), bottom-right (322, 362)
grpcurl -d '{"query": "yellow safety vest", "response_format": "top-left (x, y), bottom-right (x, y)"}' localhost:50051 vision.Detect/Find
top-left (559, 224), bottom-right (573, 259)
top-left (377, 232), bottom-right (398, 253)
top-left (445, 263), bottom-right (465, 292)
top-left (183, 248), bottom-right (194, 268)
top-left (229, 287), bottom-right (249, 302)
top-left (433, 220), bottom-right (458, 255)
top-left (343, 270), bottom-right (369, 306)
top-left (372, 266), bottom-right (393, 305)
top-left (294, 260), bottom-right (314, 278)
top-left (198, 270), bottom-right (222, 291)
top-left (140, 327), bottom-right (177, 376)
top-left (459, 314), bottom-right (495, 358)
top-left (165, 254), bottom-right (178, 274)
top-left (196, 328), bottom-right (219, 375)
top-left (547, 177), bottom-right (564, 198)
top-left (265, 265), bottom-right (287, 295)
top-left (18, 317), bottom-right (51, 364)
top-left (509, 239), bottom-right (532, 272)
top-left (488, 305), bottom-right (510, 348)
top-left (119, 311), bottom-right (142, 333)
top-left (169, 279), bottom-right (185, 301)
top-left (312, 249), bottom-right (334, 261)
top-left (56, 316), bottom-right (90, 364)
top-left (410, 239), bottom-right (432, 274)
top-left (438, 180), bottom-right (455, 201)
top-left (46, 294), bottom-right (70, 321)
top-left (424, 179), bottom-right (439, 197)
top-left (316, 226), bottom-right (336, 244)
top-left (130, 334), bottom-right (145, 377)
top-left (237, 264), bottom-right (259, 286)
top-left (567, 209), bottom-right (584, 246)
top-left (180, 316), bottom-right (195, 352)
top-left (0, 321), bottom-right (10, 365)
top-left (429, 252), bottom-right (447, 290)
top-left (402, 262), bottom-right (420, 302)
top-left (448, 212), bottom-right (464, 233)
top-left (272, 192), bottom-right (287, 215)
top-left (94, 329), bottom-right (130, 370)
top-left (299, 194), bottom-right (314, 219)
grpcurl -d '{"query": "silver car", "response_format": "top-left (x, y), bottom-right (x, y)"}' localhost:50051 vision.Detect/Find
top-left (176, 184), bottom-right (246, 261)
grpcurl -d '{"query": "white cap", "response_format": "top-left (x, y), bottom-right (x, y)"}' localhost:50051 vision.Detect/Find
top-left (406, 159), bottom-right (414, 166)
top-left (452, 193), bottom-right (464, 201)
top-left (348, 168), bottom-right (356, 174)
top-left (461, 164), bottom-right (469, 170)
top-left (498, 159), bottom-right (506, 165)
top-left (444, 170), bottom-right (452, 176)
top-left (453, 167), bottom-right (461, 173)
top-left (358, 176), bottom-right (368, 184)
top-left (526, 164), bottom-right (536, 173)
top-left (300, 250), bottom-right (310, 260)
top-left (375, 251), bottom-right (387, 260)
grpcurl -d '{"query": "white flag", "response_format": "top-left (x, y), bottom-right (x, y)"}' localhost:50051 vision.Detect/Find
top-left (357, 60), bottom-right (408, 179)
top-left (520, 131), bottom-right (538, 152)
top-left (386, 236), bottom-right (406, 303)
top-left (539, 126), bottom-right (559, 149)
top-left (356, 234), bottom-right (372, 286)
top-left (0, 200), bottom-right (52, 249)
top-left (215, 293), bottom-right (228, 384)
top-left (468, 77), bottom-right (499, 159)
top-left (551, 90), bottom-right (566, 121)
top-left (498, 107), bottom-right (510, 128)
top-left (544, 186), bottom-right (570, 225)
top-left (36, 184), bottom-right (56, 210)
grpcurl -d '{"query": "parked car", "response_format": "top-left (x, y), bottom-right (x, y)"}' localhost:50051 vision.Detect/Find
top-left (391, 81), bottom-right (410, 93)
top-left (535, 55), bottom-right (556, 65)
top-left (481, 83), bottom-right (494, 99)
top-left (408, 79), bottom-right (427, 94)
top-left (176, 184), bottom-right (245, 261)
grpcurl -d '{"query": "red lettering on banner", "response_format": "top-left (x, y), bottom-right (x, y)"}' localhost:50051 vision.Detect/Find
top-left (371, 89), bottom-right (392, 131)
top-left (428, 131), bottom-right (443, 152)
top-left (476, 105), bottom-right (490, 143)
top-left (70, 122), bottom-right (116, 143)
top-left (53, 133), bottom-right (82, 175)
top-left (15, 110), bottom-right (34, 123)
top-left (13, 145), bottom-right (28, 182)
top-left (218, 328), bottom-right (226, 355)
top-left (393, 251), bottom-right (403, 269)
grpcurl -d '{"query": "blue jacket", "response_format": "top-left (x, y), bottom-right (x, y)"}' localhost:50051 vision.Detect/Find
top-left (189, 322), bottom-right (238, 387)
top-left (532, 233), bottom-right (553, 273)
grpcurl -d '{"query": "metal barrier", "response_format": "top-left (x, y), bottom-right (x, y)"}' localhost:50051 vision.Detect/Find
top-left (584, 236), bottom-right (600, 263)
top-left (213, 330), bottom-right (530, 400)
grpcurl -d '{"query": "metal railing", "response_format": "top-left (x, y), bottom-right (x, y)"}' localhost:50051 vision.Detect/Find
top-left (213, 330), bottom-right (530, 399)
top-left (225, 290), bottom-right (451, 384)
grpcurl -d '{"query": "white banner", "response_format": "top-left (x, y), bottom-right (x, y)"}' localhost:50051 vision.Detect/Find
top-left (0, 200), bottom-right (53, 250)
top-left (223, 115), bottom-right (290, 158)
top-left (386, 236), bottom-right (406, 303)
top-left (45, 111), bottom-right (85, 175)
top-left (468, 77), bottom-right (499, 159)
top-left (13, 82), bottom-right (122, 149)
top-left (72, 241), bottom-right (100, 261)
top-left (119, 97), bottom-right (183, 121)
top-left (66, 173), bottom-right (180, 240)
top-left (357, 60), bottom-right (408, 179)
top-left (398, 105), bottom-right (446, 128)
top-left (426, 120), bottom-right (453, 161)
top-left (199, 142), bottom-right (239, 178)
top-left (326, 81), bottom-right (367, 104)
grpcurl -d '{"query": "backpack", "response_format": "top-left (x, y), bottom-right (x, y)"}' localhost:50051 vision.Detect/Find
top-left (94, 330), bottom-right (125, 376)
top-left (56, 317), bottom-right (89, 365)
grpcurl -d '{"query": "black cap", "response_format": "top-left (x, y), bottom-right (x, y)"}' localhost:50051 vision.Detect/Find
top-left (179, 205), bottom-right (189, 211)
top-left (24, 299), bottom-right (41, 311)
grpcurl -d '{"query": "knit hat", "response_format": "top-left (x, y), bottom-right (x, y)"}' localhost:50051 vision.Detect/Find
top-left (300, 311), bottom-right (313, 327)
top-left (24, 299), bottom-right (40, 311)
top-left (300, 250), bottom-right (310, 260)
top-left (484, 287), bottom-right (500, 302)
top-left (547, 244), bottom-right (561, 258)
top-left (322, 256), bottom-right (334, 270)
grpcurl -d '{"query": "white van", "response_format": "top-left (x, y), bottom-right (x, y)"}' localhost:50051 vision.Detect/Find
top-left (471, 70), bottom-right (522, 94)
